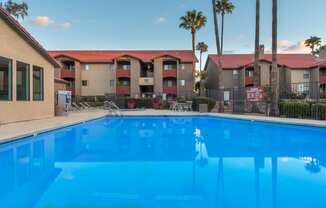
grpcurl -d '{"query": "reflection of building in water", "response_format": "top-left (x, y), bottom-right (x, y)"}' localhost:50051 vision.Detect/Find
top-left (0, 135), bottom-right (58, 208)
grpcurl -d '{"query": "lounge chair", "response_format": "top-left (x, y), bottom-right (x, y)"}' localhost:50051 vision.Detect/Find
top-left (79, 102), bottom-right (90, 110)
top-left (71, 102), bottom-right (82, 111)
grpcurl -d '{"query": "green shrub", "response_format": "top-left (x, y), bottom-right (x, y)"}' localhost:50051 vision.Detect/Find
top-left (279, 101), bottom-right (311, 118)
top-left (192, 97), bottom-right (216, 112)
top-left (136, 98), bottom-right (153, 108)
top-left (311, 103), bottom-right (326, 120)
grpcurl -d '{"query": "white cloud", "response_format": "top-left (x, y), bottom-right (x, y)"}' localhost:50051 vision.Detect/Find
top-left (264, 40), bottom-right (310, 53)
top-left (32, 16), bottom-right (72, 29)
top-left (32, 16), bottom-right (54, 26)
top-left (156, 16), bottom-right (167, 24)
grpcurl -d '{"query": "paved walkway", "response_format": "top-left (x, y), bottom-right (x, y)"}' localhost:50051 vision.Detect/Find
top-left (1, 109), bottom-right (325, 144)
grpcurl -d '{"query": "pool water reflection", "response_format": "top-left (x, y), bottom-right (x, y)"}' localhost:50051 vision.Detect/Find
top-left (0, 116), bottom-right (325, 208)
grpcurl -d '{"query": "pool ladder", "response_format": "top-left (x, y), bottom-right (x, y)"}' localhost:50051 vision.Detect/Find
top-left (104, 101), bottom-right (123, 117)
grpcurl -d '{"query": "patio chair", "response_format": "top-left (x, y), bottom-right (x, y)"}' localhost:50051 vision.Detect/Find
top-left (169, 101), bottom-right (178, 111)
top-left (79, 102), bottom-right (90, 110)
top-left (72, 102), bottom-right (82, 111)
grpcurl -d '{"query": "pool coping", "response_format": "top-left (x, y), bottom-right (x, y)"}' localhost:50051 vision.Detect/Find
top-left (0, 110), bottom-right (325, 145)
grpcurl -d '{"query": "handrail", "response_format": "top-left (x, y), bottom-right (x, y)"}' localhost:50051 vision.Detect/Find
top-left (104, 101), bottom-right (122, 117)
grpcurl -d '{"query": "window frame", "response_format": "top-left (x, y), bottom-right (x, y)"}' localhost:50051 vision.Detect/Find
top-left (82, 80), bottom-right (88, 86)
top-left (0, 56), bottom-right (13, 101)
top-left (32, 65), bottom-right (44, 101)
top-left (16, 61), bottom-right (30, 101)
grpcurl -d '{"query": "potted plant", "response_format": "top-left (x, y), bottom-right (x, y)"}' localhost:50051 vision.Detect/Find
top-left (127, 98), bottom-right (136, 109)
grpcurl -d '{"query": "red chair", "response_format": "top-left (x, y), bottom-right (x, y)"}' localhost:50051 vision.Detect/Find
top-left (152, 98), bottom-right (162, 109)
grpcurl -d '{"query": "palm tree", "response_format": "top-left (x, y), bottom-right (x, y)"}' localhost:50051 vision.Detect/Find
top-left (270, 0), bottom-right (279, 116)
top-left (253, 0), bottom-right (260, 86)
top-left (305, 36), bottom-right (322, 55)
top-left (0, 0), bottom-right (28, 20)
top-left (216, 0), bottom-right (235, 53)
top-left (212, 0), bottom-right (224, 112)
top-left (196, 42), bottom-right (208, 71)
top-left (179, 10), bottom-right (207, 56)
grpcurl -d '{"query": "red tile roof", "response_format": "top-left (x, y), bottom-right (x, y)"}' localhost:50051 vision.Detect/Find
top-left (48, 50), bottom-right (197, 63)
top-left (0, 7), bottom-right (60, 67)
top-left (207, 54), bottom-right (318, 69)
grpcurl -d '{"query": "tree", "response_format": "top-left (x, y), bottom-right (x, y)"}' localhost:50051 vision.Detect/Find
top-left (216, 0), bottom-right (235, 53)
top-left (179, 10), bottom-right (207, 56)
top-left (270, 0), bottom-right (279, 116)
top-left (0, 0), bottom-right (28, 20)
top-left (253, 0), bottom-right (260, 86)
top-left (196, 42), bottom-right (208, 71)
top-left (305, 36), bottom-right (322, 56)
top-left (212, 0), bottom-right (224, 112)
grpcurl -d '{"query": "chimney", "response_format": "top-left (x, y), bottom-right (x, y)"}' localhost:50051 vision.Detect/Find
top-left (319, 45), bottom-right (326, 60)
top-left (259, 44), bottom-right (265, 59)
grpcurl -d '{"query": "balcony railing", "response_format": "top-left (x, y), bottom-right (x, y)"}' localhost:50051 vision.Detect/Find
top-left (116, 69), bottom-right (130, 78)
top-left (163, 86), bottom-right (177, 94)
top-left (61, 69), bottom-right (75, 79)
top-left (245, 76), bottom-right (254, 86)
top-left (163, 69), bottom-right (177, 78)
top-left (320, 75), bottom-right (326, 84)
top-left (66, 87), bottom-right (75, 95)
top-left (116, 86), bottom-right (130, 95)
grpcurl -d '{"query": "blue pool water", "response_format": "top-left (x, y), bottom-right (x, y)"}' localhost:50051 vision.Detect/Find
top-left (0, 116), bottom-right (326, 208)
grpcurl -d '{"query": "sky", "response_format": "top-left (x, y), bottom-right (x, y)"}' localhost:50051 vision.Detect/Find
top-left (10, 0), bottom-right (326, 64)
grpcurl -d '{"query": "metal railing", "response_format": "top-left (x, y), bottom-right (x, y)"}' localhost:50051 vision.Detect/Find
top-left (104, 101), bottom-right (122, 117)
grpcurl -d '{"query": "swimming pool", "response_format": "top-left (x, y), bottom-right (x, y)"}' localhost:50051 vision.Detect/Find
top-left (0, 116), bottom-right (325, 208)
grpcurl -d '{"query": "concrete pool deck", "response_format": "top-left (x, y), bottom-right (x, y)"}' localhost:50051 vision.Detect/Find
top-left (0, 109), bottom-right (325, 143)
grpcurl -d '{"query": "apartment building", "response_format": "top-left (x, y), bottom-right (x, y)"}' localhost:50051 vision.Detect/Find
top-left (204, 46), bottom-right (326, 99)
top-left (49, 50), bottom-right (196, 100)
top-left (0, 7), bottom-right (60, 124)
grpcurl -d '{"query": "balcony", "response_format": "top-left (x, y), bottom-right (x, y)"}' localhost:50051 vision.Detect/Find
top-left (163, 69), bottom-right (177, 78)
top-left (61, 69), bottom-right (75, 79)
top-left (116, 86), bottom-right (130, 95)
top-left (245, 76), bottom-right (254, 86)
top-left (116, 69), bottom-right (130, 78)
top-left (163, 86), bottom-right (177, 95)
top-left (139, 77), bottom-right (154, 86)
top-left (320, 75), bottom-right (326, 84)
top-left (66, 87), bottom-right (75, 95)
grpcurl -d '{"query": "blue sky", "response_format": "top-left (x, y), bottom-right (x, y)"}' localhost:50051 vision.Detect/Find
top-left (15, 0), bottom-right (326, 59)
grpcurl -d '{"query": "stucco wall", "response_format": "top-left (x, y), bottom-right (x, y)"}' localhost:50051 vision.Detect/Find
top-left (178, 62), bottom-right (194, 96)
top-left (130, 58), bottom-right (140, 97)
top-left (154, 58), bottom-right (163, 95)
top-left (0, 18), bottom-right (54, 124)
top-left (80, 63), bottom-right (116, 96)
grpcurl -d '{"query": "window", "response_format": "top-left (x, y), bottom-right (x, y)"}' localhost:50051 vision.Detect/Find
top-left (0, 56), bottom-right (12, 101)
top-left (33, 66), bottom-right (44, 101)
top-left (233, 70), bottom-right (239, 80)
top-left (164, 65), bottom-right (174, 70)
top-left (84, 65), bottom-right (90, 71)
top-left (109, 80), bottom-right (115, 87)
top-left (180, 80), bottom-right (186, 87)
top-left (16, 61), bottom-right (30, 101)
top-left (180, 64), bottom-right (185, 70)
top-left (108, 64), bottom-right (115, 71)
top-left (121, 64), bottom-right (130, 70)
top-left (303, 71), bottom-right (310, 80)
top-left (82, 80), bottom-right (88, 86)
top-left (245, 69), bottom-right (254, 77)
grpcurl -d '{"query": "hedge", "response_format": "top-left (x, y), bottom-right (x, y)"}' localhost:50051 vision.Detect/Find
top-left (311, 103), bottom-right (326, 120)
top-left (279, 101), bottom-right (326, 120)
top-left (136, 98), bottom-right (153, 108)
top-left (192, 97), bottom-right (216, 112)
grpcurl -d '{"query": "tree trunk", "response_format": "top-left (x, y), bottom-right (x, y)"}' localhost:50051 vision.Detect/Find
top-left (221, 13), bottom-right (225, 54)
top-left (212, 0), bottom-right (224, 112)
top-left (271, 0), bottom-right (279, 116)
top-left (192, 30), bottom-right (196, 56)
top-left (254, 0), bottom-right (260, 86)
top-left (200, 51), bottom-right (202, 71)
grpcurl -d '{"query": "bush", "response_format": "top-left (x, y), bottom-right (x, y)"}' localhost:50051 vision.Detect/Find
top-left (279, 101), bottom-right (311, 118)
top-left (136, 98), bottom-right (153, 108)
top-left (86, 101), bottom-right (104, 107)
top-left (311, 103), bottom-right (326, 120)
top-left (192, 97), bottom-right (216, 112)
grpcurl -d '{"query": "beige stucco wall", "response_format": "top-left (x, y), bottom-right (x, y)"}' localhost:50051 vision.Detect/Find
top-left (130, 58), bottom-right (140, 97)
top-left (290, 69), bottom-right (311, 83)
top-left (0, 17), bottom-right (54, 124)
top-left (80, 63), bottom-right (116, 96)
top-left (154, 58), bottom-right (163, 95)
